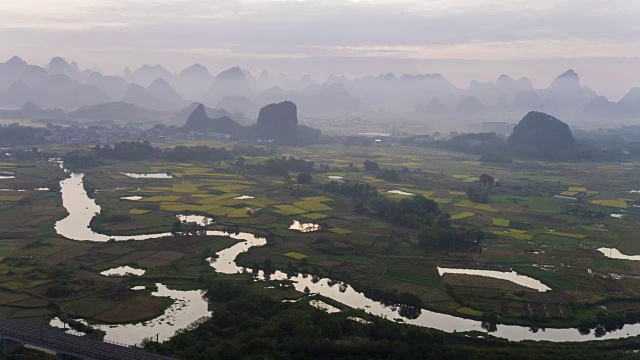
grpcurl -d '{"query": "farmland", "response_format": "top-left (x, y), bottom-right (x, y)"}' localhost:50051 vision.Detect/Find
top-left (0, 141), bottom-right (640, 342)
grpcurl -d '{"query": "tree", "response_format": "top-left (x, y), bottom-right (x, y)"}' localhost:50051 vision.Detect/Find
top-left (235, 156), bottom-right (246, 167)
top-left (171, 220), bottom-right (183, 236)
top-left (466, 186), bottom-right (489, 203)
top-left (480, 173), bottom-right (495, 187)
top-left (297, 173), bottom-right (312, 184)
top-left (363, 160), bottom-right (380, 172)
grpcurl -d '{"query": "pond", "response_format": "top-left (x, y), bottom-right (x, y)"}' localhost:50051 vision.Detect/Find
top-left (176, 214), bottom-right (214, 226)
top-left (437, 267), bottom-right (551, 292)
top-left (289, 220), bottom-right (321, 233)
top-left (309, 299), bottom-right (341, 313)
top-left (100, 266), bottom-right (146, 277)
top-left (55, 165), bottom-right (640, 343)
top-left (121, 172), bottom-right (173, 179)
top-left (120, 196), bottom-right (143, 201)
top-left (387, 190), bottom-right (415, 196)
top-left (598, 248), bottom-right (640, 261)
top-left (49, 284), bottom-right (210, 345)
top-left (233, 195), bottom-right (255, 200)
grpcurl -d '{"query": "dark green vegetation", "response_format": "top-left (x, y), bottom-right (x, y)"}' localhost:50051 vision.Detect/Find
top-left (148, 277), bottom-right (640, 360)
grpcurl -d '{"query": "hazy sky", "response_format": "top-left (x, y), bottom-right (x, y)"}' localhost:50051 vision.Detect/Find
top-left (1, 0), bottom-right (639, 99)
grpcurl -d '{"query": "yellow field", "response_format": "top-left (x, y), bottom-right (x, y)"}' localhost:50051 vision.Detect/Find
top-left (330, 228), bottom-right (353, 235)
top-left (274, 205), bottom-right (308, 215)
top-left (303, 213), bottom-right (329, 220)
top-left (284, 252), bottom-right (309, 260)
top-left (591, 199), bottom-right (628, 208)
top-left (451, 212), bottom-right (476, 220)
top-left (492, 218), bottom-right (510, 227)
top-left (294, 201), bottom-right (333, 212)
top-left (128, 209), bottom-right (150, 215)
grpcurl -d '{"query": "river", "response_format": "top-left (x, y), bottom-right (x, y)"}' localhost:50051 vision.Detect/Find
top-left (52, 169), bottom-right (640, 343)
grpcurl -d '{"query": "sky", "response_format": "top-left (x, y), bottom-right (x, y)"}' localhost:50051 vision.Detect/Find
top-left (1, 0), bottom-right (639, 99)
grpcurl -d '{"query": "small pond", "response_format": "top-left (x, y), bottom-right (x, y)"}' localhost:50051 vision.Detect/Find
top-left (598, 248), bottom-right (640, 261)
top-left (120, 196), bottom-right (143, 201)
top-left (437, 267), bottom-right (551, 292)
top-left (289, 220), bottom-right (321, 233)
top-left (387, 190), bottom-right (415, 196)
top-left (121, 172), bottom-right (173, 179)
top-left (100, 266), bottom-right (146, 277)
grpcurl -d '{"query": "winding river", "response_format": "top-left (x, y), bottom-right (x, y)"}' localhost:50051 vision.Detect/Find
top-left (52, 170), bottom-right (640, 343)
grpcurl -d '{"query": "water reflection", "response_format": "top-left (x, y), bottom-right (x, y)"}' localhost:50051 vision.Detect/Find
top-left (100, 266), bottom-right (146, 277)
top-left (289, 220), bottom-right (321, 233)
top-left (387, 190), bottom-right (415, 196)
top-left (49, 284), bottom-right (210, 345)
top-left (122, 172), bottom-right (173, 179)
top-left (437, 267), bottom-right (551, 292)
top-left (56, 166), bottom-right (640, 343)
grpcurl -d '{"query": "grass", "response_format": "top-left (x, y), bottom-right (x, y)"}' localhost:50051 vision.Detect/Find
top-left (591, 199), bottom-right (628, 208)
top-left (560, 191), bottom-right (579, 196)
top-left (329, 228), bottom-right (353, 235)
top-left (227, 208), bottom-right (251, 218)
top-left (274, 205), bottom-right (308, 215)
top-left (545, 231), bottom-right (586, 239)
top-left (515, 266), bottom-right (574, 290)
top-left (303, 213), bottom-right (329, 220)
top-left (0, 195), bottom-right (25, 202)
top-left (492, 229), bottom-right (533, 240)
top-left (384, 269), bottom-right (441, 287)
top-left (366, 221), bottom-right (389, 229)
top-left (451, 212), bottom-right (476, 220)
top-left (568, 187), bottom-right (587, 192)
top-left (301, 196), bottom-right (333, 203)
top-left (536, 235), bottom-right (580, 250)
top-left (284, 252), bottom-right (309, 260)
top-left (294, 201), bottom-right (333, 212)
top-left (129, 209), bottom-right (151, 215)
top-left (455, 199), bottom-right (499, 213)
top-left (142, 195), bottom-right (182, 202)
top-left (593, 258), bottom-right (629, 270)
top-left (492, 218), bottom-right (510, 227)
top-left (457, 307), bottom-right (484, 317)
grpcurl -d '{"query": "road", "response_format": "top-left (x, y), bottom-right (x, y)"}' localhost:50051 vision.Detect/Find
top-left (0, 319), bottom-right (175, 360)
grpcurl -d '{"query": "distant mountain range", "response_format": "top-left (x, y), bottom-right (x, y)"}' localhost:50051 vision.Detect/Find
top-left (1, 56), bottom-right (639, 126)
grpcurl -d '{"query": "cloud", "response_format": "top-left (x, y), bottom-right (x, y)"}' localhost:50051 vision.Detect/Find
top-left (1, 0), bottom-right (639, 98)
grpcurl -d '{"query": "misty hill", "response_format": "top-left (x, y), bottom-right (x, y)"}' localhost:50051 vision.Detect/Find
top-left (130, 64), bottom-right (173, 87)
top-left (507, 111), bottom-right (575, 159)
top-left (179, 100), bottom-right (320, 144)
top-left (122, 83), bottom-right (183, 111)
top-left (256, 101), bottom-right (298, 139)
top-left (457, 96), bottom-right (485, 114)
top-left (542, 69), bottom-right (597, 114)
top-left (176, 64), bottom-right (213, 100)
top-left (47, 57), bottom-right (80, 78)
top-left (173, 103), bottom-right (247, 126)
top-left (0, 57), bottom-right (48, 89)
top-left (204, 67), bottom-right (253, 106)
top-left (0, 74), bottom-right (110, 109)
top-left (216, 96), bottom-right (260, 115)
top-left (255, 83), bottom-right (367, 117)
top-left (0, 102), bottom-right (64, 120)
top-left (181, 104), bottom-right (243, 135)
top-left (67, 102), bottom-right (171, 122)
top-left (85, 73), bottom-right (130, 100)
top-left (148, 79), bottom-right (184, 103)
